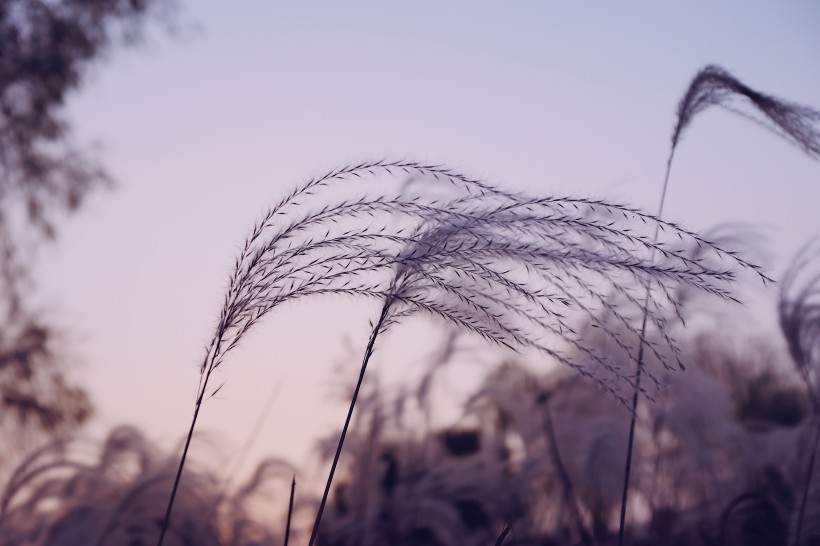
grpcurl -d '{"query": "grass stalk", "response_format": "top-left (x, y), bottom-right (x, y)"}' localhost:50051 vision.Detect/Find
top-left (794, 421), bottom-right (820, 546)
top-left (794, 420), bottom-right (820, 546)
top-left (541, 395), bottom-right (591, 543)
top-left (156, 360), bottom-right (216, 546)
top-left (618, 63), bottom-right (820, 544)
top-left (307, 298), bottom-right (393, 546)
top-left (617, 319), bottom-right (647, 546)
top-left (284, 475), bottom-right (295, 546)
top-left (494, 523), bottom-right (511, 546)
top-left (617, 151), bottom-right (674, 546)
top-left (793, 386), bottom-right (820, 546)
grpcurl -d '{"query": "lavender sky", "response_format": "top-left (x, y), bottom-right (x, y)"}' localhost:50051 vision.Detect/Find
top-left (34, 2), bottom-right (820, 487)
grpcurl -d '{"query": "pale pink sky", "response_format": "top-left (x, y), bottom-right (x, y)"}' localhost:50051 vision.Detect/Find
top-left (33, 2), bottom-right (820, 488)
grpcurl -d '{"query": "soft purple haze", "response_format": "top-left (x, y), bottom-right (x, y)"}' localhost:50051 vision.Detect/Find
top-left (35, 2), bottom-right (820, 487)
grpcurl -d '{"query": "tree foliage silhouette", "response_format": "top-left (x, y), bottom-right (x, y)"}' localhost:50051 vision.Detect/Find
top-left (0, 0), bottom-right (173, 451)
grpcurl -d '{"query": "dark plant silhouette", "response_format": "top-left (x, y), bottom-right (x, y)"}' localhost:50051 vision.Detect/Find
top-left (284, 476), bottom-right (295, 546)
top-left (495, 523), bottom-right (511, 545)
top-left (0, 0), bottom-right (174, 471)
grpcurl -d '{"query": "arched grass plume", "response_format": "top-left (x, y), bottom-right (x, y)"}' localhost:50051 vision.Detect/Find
top-left (158, 160), bottom-right (766, 545)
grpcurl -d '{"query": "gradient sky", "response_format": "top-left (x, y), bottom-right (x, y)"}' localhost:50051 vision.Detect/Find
top-left (32, 2), bottom-right (820, 489)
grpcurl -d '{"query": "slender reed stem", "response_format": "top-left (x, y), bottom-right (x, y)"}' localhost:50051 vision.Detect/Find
top-left (617, 152), bottom-right (674, 546)
top-left (494, 523), bottom-right (511, 546)
top-left (284, 476), bottom-right (295, 546)
top-left (542, 396), bottom-right (591, 544)
top-left (617, 316), bottom-right (647, 546)
top-left (156, 360), bottom-right (216, 546)
top-left (794, 418), bottom-right (820, 546)
top-left (308, 298), bottom-right (393, 546)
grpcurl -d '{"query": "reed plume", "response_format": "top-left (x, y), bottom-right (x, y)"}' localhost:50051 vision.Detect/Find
top-left (158, 160), bottom-right (764, 545)
top-left (618, 64), bottom-right (820, 546)
top-left (671, 65), bottom-right (820, 164)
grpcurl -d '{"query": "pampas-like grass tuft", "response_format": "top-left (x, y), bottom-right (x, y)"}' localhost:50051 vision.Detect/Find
top-left (156, 158), bottom-right (765, 545)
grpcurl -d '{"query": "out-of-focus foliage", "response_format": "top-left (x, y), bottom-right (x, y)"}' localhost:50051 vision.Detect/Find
top-left (0, 0), bottom-right (173, 239)
top-left (0, 318), bottom-right (91, 448)
top-left (0, 0), bottom-right (173, 458)
top-left (0, 426), bottom-right (295, 546)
